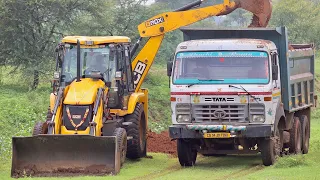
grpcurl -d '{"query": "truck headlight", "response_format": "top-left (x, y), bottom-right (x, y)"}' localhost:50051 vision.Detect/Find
top-left (252, 115), bottom-right (265, 123)
top-left (177, 115), bottom-right (191, 123)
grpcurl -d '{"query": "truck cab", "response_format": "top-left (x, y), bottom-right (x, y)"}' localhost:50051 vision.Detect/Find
top-left (168, 27), bottom-right (316, 166)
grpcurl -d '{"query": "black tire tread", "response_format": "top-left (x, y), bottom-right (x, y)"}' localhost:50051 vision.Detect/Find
top-left (300, 115), bottom-right (310, 154)
top-left (261, 138), bottom-right (275, 166)
top-left (124, 103), bottom-right (146, 159)
top-left (32, 122), bottom-right (45, 136)
top-left (289, 117), bottom-right (302, 154)
top-left (177, 139), bottom-right (197, 167)
top-left (113, 128), bottom-right (127, 166)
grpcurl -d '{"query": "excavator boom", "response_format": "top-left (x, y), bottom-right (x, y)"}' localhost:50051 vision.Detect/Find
top-left (132, 0), bottom-right (272, 92)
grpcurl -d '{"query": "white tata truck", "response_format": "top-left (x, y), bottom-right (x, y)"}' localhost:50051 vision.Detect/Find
top-left (167, 27), bottom-right (316, 166)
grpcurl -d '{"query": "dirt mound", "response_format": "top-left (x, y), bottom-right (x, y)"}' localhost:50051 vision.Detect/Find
top-left (147, 131), bottom-right (177, 156)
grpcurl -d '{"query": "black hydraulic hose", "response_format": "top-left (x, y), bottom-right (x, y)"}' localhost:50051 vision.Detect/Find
top-left (130, 37), bottom-right (143, 57)
top-left (174, 0), bottom-right (204, 12)
top-left (76, 39), bottom-right (81, 82)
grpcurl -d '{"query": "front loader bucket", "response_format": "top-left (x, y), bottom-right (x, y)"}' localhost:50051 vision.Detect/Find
top-left (11, 135), bottom-right (120, 178)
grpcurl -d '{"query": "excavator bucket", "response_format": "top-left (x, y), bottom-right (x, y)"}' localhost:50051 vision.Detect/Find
top-left (217, 0), bottom-right (273, 28)
top-left (11, 135), bottom-right (120, 178)
top-left (236, 0), bottom-right (273, 27)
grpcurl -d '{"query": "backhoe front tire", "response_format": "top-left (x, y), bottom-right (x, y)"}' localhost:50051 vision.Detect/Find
top-left (124, 103), bottom-right (147, 159)
top-left (113, 128), bottom-right (127, 166)
top-left (32, 122), bottom-right (47, 136)
top-left (178, 139), bottom-right (197, 167)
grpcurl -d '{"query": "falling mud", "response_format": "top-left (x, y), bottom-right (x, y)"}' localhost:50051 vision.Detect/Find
top-left (147, 131), bottom-right (177, 157)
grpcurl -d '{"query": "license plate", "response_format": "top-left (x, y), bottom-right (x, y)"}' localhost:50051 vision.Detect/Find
top-left (203, 133), bottom-right (231, 139)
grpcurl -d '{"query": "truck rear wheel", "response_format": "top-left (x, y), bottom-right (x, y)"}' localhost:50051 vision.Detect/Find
top-left (300, 115), bottom-right (310, 154)
top-left (113, 128), bottom-right (127, 166)
top-left (177, 139), bottom-right (197, 167)
top-left (289, 117), bottom-right (302, 154)
top-left (124, 103), bottom-right (147, 159)
top-left (261, 125), bottom-right (281, 166)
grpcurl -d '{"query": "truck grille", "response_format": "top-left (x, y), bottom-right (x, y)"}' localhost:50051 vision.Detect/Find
top-left (193, 104), bottom-right (246, 123)
top-left (193, 104), bottom-right (265, 123)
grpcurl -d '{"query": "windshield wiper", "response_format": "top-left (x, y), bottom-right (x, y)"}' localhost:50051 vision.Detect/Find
top-left (187, 83), bottom-right (199, 88)
top-left (229, 85), bottom-right (260, 104)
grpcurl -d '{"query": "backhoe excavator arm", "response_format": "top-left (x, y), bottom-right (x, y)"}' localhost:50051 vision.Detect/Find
top-left (132, 0), bottom-right (238, 92)
top-left (132, 0), bottom-right (272, 92)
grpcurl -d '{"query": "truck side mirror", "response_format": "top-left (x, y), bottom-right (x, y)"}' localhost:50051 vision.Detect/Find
top-left (272, 65), bottom-right (279, 80)
top-left (167, 61), bottom-right (173, 77)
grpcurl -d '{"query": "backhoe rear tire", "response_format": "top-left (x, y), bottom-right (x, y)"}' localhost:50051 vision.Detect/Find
top-left (124, 103), bottom-right (147, 159)
top-left (178, 139), bottom-right (197, 167)
top-left (32, 122), bottom-right (47, 136)
top-left (113, 128), bottom-right (127, 166)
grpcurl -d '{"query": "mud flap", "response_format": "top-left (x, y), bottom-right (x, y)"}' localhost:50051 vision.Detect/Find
top-left (11, 135), bottom-right (120, 178)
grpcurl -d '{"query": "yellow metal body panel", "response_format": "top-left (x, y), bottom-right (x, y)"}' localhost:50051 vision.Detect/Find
top-left (64, 79), bottom-right (105, 105)
top-left (61, 126), bottom-right (90, 135)
top-left (49, 93), bottom-right (56, 113)
top-left (132, 35), bottom-right (165, 92)
top-left (138, 1), bottom-right (236, 37)
top-left (62, 36), bottom-right (131, 45)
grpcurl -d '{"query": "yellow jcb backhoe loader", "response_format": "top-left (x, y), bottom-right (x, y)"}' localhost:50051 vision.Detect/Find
top-left (11, 0), bottom-right (272, 177)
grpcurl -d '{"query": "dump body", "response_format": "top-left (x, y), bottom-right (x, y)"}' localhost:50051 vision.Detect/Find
top-left (180, 27), bottom-right (315, 112)
top-left (11, 135), bottom-right (120, 177)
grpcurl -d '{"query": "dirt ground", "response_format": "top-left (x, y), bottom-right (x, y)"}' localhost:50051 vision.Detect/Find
top-left (147, 131), bottom-right (177, 156)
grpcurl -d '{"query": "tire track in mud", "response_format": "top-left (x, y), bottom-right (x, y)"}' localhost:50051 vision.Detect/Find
top-left (131, 156), bottom-right (264, 180)
top-left (217, 164), bottom-right (264, 180)
top-left (130, 157), bottom-right (206, 180)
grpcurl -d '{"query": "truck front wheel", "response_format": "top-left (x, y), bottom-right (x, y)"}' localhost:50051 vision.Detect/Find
top-left (261, 125), bottom-right (282, 166)
top-left (177, 139), bottom-right (197, 167)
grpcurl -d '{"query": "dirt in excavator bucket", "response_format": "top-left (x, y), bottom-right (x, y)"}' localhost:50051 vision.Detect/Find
top-left (11, 135), bottom-right (120, 178)
top-left (236, 0), bottom-right (273, 27)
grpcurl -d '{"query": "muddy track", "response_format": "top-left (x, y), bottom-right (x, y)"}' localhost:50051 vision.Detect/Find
top-left (131, 156), bottom-right (264, 180)
top-left (217, 164), bottom-right (264, 180)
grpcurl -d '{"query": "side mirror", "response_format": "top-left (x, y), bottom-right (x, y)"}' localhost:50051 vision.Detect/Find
top-left (167, 61), bottom-right (173, 77)
top-left (272, 65), bottom-right (279, 80)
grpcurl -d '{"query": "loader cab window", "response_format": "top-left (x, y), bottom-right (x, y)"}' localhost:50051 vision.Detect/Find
top-left (61, 44), bottom-right (116, 84)
top-left (173, 51), bottom-right (270, 85)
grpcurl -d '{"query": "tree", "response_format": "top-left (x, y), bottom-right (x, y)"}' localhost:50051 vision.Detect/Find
top-left (0, 0), bottom-right (105, 89)
top-left (269, 0), bottom-right (320, 47)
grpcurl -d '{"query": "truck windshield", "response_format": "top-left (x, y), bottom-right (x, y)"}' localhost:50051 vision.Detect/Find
top-left (173, 51), bottom-right (269, 85)
top-left (61, 45), bottom-right (115, 83)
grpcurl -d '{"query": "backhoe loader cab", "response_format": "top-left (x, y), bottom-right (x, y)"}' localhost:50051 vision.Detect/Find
top-left (11, 36), bottom-right (149, 177)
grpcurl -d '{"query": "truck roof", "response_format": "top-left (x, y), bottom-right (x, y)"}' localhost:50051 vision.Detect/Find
top-left (177, 39), bottom-right (277, 52)
top-left (62, 36), bottom-right (131, 45)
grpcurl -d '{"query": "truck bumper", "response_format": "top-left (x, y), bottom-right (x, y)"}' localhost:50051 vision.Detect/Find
top-left (169, 124), bottom-right (272, 139)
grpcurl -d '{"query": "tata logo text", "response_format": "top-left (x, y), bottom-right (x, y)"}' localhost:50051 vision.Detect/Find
top-left (212, 98), bottom-right (227, 102)
top-left (146, 17), bottom-right (165, 27)
top-left (134, 61), bottom-right (147, 86)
